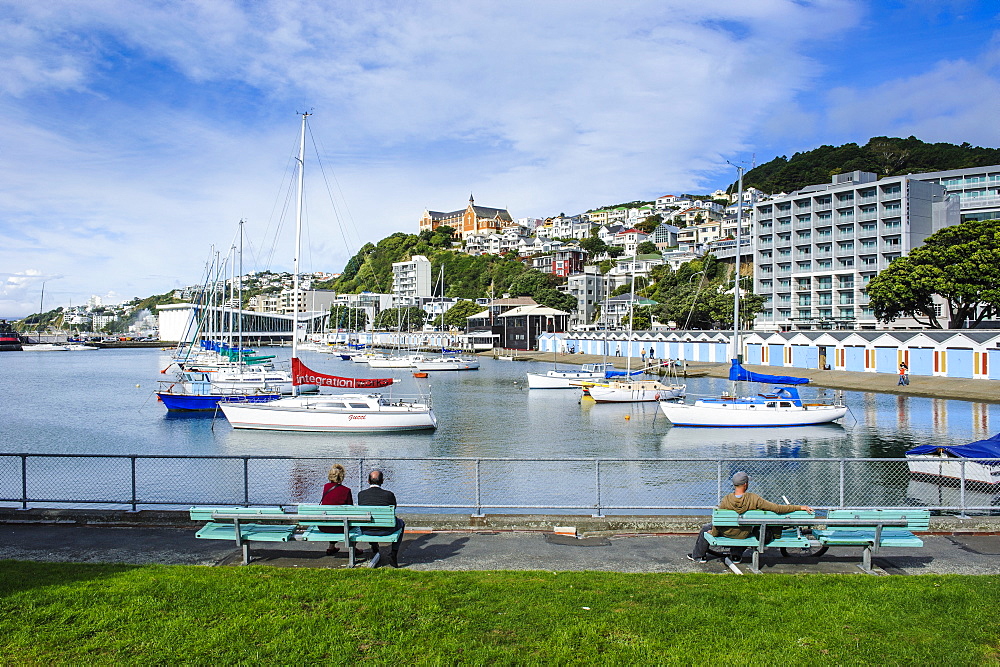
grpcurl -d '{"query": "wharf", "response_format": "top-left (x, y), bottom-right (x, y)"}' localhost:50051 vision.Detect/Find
top-left (495, 351), bottom-right (1000, 404)
top-left (1, 509), bottom-right (999, 575)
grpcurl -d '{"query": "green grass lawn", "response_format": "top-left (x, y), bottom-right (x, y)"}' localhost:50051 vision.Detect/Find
top-left (1, 561), bottom-right (998, 664)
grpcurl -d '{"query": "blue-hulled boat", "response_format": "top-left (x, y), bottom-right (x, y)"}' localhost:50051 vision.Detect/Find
top-left (156, 372), bottom-right (280, 411)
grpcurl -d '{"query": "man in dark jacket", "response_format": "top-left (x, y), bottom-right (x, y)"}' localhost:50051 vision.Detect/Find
top-left (357, 470), bottom-right (405, 568)
top-left (687, 471), bottom-right (813, 563)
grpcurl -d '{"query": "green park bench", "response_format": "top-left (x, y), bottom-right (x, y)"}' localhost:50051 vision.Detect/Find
top-left (813, 509), bottom-right (930, 572)
top-left (189, 505), bottom-right (400, 567)
top-left (706, 509), bottom-right (815, 573)
top-left (297, 504), bottom-right (402, 567)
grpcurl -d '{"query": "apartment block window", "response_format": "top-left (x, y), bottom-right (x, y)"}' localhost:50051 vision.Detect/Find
top-left (839, 307), bottom-right (853, 317)
top-left (797, 230), bottom-right (811, 240)
top-left (817, 294), bottom-right (833, 305)
top-left (840, 294), bottom-right (854, 305)
top-left (861, 240), bottom-right (877, 249)
top-left (883, 219), bottom-right (901, 229)
top-left (816, 277), bottom-right (832, 289)
top-left (816, 212), bottom-right (832, 221)
top-left (819, 308), bottom-right (832, 319)
top-left (797, 278), bottom-right (811, 289)
top-left (817, 260), bottom-right (832, 268)
top-left (779, 295), bottom-right (791, 304)
top-left (798, 294), bottom-right (812, 306)
top-left (778, 309), bottom-right (791, 317)
top-left (778, 279), bottom-right (791, 288)
top-left (798, 309), bottom-right (812, 318)
top-left (839, 276), bottom-right (854, 288)
top-left (861, 256), bottom-right (878, 266)
top-left (881, 184), bottom-right (901, 196)
top-left (883, 202), bottom-right (901, 212)
top-left (884, 237), bottom-right (901, 247)
top-left (860, 223), bottom-right (876, 232)
top-left (797, 261), bottom-right (812, 270)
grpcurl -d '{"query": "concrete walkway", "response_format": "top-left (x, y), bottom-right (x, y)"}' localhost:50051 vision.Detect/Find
top-left (498, 351), bottom-right (1000, 404)
top-left (3, 516), bottom-right (999, 576)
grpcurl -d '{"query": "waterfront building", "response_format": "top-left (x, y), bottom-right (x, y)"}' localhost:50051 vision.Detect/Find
top-left (752, 170), bottom-right (958, 331)
top-left (911, 165), bottom-right (1000, 222)
top-left (392, 255), bottom-right (432, 307)
top-left (252, 289), bottom-right (338, 315)
top-left (606, 254), bottom-right (664, 291)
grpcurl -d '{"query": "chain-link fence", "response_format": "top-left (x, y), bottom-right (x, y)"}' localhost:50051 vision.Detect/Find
top-left (1, 454), bottom-right (997, 514)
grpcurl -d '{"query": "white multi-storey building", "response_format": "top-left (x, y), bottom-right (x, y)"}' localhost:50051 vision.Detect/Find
top-left (563, 266), bottom-right (606, 328)
top-left (911, 165), bottom-right (1000, 222)
top-left (752, 171), bottom-right (958, 331)
top-left (392, 255), bottom-right (432, 307)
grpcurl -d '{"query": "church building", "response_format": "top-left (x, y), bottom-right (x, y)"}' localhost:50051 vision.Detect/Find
top-left (419, 194), bottom-right (513, 240)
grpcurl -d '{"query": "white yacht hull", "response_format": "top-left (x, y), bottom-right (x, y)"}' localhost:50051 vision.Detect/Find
top-left (411, 357), bottom-right (480, 371)
top-left (219, 394), bottom-right (437, 432)
top-left (906, 454), bottom-right (1000, 486)
top-left (588, 381), bottom-right (686, 403)
top-left (527, 369), bottom-right (611, 389)
top-left (366, 356), bottom-right (415, 368)
top-left (659, 400), bottom-right (848, 427)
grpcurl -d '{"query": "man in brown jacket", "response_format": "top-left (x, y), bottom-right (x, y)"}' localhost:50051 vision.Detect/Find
top-left (687, 471), bottom-right (813, 563)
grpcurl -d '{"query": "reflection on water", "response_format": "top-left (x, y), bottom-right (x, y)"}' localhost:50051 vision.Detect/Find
top-left (3, 348), bottom-right (1000, 512)
top-left (2, 348), bottom-right (998, 459)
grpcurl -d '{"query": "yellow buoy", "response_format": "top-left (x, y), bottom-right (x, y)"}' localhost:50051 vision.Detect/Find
top-left (135, 384), bottom-right (141, 388)
top-left (625, 414), bottom-right (630, 420)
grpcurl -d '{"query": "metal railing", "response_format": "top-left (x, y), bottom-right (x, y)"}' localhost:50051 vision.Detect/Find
top-left (2, 454), bottom-right (997, 516)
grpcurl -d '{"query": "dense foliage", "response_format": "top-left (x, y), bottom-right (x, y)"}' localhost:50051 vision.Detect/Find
top-left (645, 255), bottom-right (765, 330)
top-left (328, 305), bottom-right (368, 331)
top-left (866, 218), bottom-right (1000, 328)
top-left (316, 226), bottom-right (577, 314)
top-left (374, 306), bottom-right (426, 331)
top-left (739, 136), bottom-right (1000, 195)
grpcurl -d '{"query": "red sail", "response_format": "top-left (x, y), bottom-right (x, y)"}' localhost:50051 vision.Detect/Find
top-left (292, 358), bottom-right (394, 389)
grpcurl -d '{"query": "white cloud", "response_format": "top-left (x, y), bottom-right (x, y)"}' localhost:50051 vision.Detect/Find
top-left (0, 0), bottom-right (870, 316)
top-left (824, 47), bottom-right (1000, 146)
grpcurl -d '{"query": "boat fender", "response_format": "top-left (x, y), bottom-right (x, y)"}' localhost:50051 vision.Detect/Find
top-left (654, 393), bottom-right (660, 401)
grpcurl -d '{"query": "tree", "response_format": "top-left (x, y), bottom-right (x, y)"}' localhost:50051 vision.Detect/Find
top-left (533, 288), bottom-right (576, 313)
top-left (635, 215), bottom-right (662, 234)
top-left (866, 218), bottom-right (1000, 328)
top-left (635, 241), bottom-right (658, 255)
top-left (440, 299), bottom-right (484, 329)
top-left (329, 305), bottom-right (368, 331)
top-left (374, 306), bottom-right (426, 331)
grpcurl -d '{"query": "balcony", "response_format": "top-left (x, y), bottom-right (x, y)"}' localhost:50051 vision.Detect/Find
top-left (813, 201), bottom-right (832, 212)
top-left (857, 210), bottom-right (878, 221)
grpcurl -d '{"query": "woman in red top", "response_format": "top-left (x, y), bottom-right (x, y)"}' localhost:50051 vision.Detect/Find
top-left (320, 463), bottom-right (359, 557)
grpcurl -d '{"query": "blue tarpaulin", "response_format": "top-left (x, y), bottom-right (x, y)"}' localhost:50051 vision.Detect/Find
top-left (906, 432), bottom-right (1000, 458)
top-left (605, 369), bottom-right (644, 378)
top-left (728, 359), bottom-right (809, 385)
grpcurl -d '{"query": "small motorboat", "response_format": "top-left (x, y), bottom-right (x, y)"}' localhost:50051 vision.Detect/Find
top-left (906, 433), bottom-right (1000, 486)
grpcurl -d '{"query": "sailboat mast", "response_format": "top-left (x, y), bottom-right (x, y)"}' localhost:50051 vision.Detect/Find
top-left (733, 165), bottom-right (744, 363)
top-left (238, 219), bottom-right (244, 355)
top-left (291, 112), bottom-right (309, 396)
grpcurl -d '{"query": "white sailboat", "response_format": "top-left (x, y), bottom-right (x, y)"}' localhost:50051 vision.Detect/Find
top-left (659, 165), bottom-right (846, 427)
top-left (219, 113), bottom-right (436, 432)
top-left (586, 262), bottom-right (684, 403)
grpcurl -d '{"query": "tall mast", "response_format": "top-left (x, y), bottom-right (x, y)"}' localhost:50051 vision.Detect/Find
top-left (733, 164), bottom-right (744, 363)
top-left (238, 219), bottom-right (244, 356)
top-left (291, 112), bottom-right (309, 395)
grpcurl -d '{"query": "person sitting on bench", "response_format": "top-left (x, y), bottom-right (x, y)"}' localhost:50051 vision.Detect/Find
top-left (357, 470), bottom-right (406, 568)
top-left (318, 463), bottom-right (363, 560)
top-left (687, 471), bottom-right (813, 564)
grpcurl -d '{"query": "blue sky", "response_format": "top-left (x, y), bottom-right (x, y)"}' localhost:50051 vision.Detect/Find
top-left (1, 0), bottom-right (999, 318)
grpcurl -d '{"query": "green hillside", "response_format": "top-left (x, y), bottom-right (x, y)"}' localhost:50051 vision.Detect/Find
top-left (740, 136), bottom-right (1000, 195)
top-left (315, 227), bottom-right (576, 312)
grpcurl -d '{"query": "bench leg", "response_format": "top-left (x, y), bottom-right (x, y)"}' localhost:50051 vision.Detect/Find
top-left (860, 546), bottom-right (872, 573)
top-left (750, 549), bottom-right (761, 574)
top-left (242, 543), bottom-right (251, 566)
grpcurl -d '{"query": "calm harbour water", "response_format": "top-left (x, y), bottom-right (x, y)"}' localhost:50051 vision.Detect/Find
top-left (1, 347), bottom-right (998, 511)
